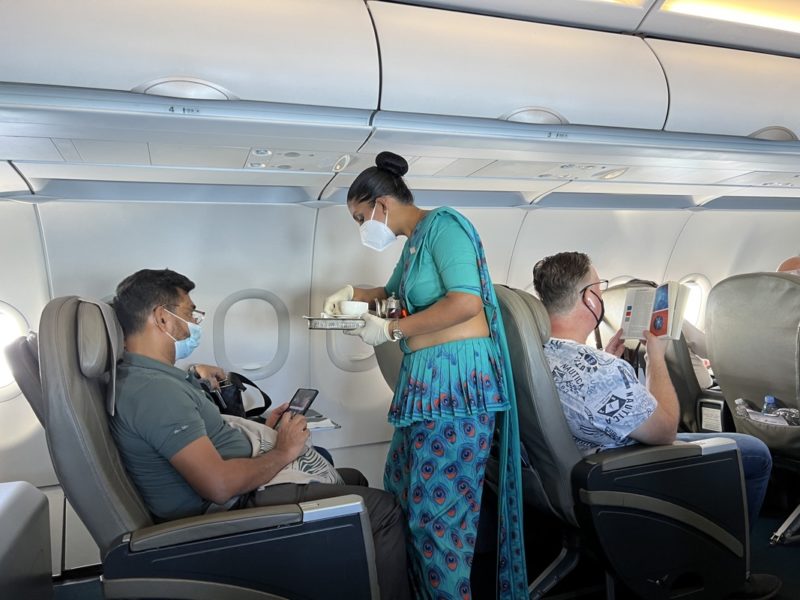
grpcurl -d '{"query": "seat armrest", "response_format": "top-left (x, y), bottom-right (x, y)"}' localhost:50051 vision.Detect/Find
top-left (702, 387), bottom-right (725, 401)
top-left (129, 503), bottom-right (302, 551)
top-left (583, 442), bottom-right (701, 472)
top-left (582, 439), bottom-right (738, 472)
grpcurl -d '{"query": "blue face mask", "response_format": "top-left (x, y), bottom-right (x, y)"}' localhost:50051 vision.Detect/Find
top-left (360, 205), bottom-right (397, 252)
top-left (163, 309), bottom-right (202, 360)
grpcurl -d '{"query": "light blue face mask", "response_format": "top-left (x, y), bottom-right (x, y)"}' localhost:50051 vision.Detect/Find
top-left (163, 309), bottom-right (202, 360)
top-left (360, 205), bottom-right (397, 252)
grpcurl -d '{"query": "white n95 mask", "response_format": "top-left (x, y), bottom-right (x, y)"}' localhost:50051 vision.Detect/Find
top-left (360, 205), bottom-right (397, 252)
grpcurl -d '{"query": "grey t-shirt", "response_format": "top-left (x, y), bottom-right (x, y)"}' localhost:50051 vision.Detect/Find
top-left (543, 338), bottom-right (656, 455)
top-left (111, 352), bottom-right (252, 521)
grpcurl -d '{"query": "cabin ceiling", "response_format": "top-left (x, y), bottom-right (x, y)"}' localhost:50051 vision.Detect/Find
top-left (0, 0), bottom-right (798, 210)
top-left (394, 0), bottom-right (800, 59)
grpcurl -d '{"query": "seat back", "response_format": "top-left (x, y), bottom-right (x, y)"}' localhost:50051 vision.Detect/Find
top-left (4, 332), bottom-right (45, 426)
top-left (0, 481), bottom-right (52, 600)
top-left (494, 285), bottom-right (583, 526)
top-left (706, 273), bottom-right (800, 455)
top-left (38, 296), bottom-right (152, 555)
top-left (601, 280), bottom-right (702, 432)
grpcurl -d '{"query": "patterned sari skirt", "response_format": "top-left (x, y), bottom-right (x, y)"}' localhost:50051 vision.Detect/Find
top-left (385, 338), bottom-right (509, 599)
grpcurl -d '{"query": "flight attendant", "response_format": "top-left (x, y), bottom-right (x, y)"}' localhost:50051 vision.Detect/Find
top-left (324, 152), bottom-right (528, 599)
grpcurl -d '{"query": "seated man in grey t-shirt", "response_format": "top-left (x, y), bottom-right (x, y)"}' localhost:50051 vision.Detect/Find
top-left (110, 268), bottom-right (410, 600)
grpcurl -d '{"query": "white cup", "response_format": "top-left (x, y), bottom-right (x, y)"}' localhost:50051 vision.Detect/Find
top-left (339, 300), bottom-right (368, 316)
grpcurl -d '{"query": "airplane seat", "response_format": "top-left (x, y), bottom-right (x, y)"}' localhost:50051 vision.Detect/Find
top-left (600, 280), bottom-right (708, 433)
top-left (706, 272), bottom-right (800, 544)
top-left (32, 295), bottom-right (379, 599)
top-left (0, 481), bottom-right (53, 600)
top-left (4, 332), bottom-right (46, 426)
top-left (493, 285), bottom-right (748, 600)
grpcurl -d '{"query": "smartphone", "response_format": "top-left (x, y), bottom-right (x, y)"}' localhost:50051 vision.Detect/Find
top-left (287, 388), bottom-right (319, 415)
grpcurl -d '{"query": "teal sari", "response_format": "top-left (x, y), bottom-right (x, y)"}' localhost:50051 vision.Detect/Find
top-left (385, 207), bottom-right (528, 599)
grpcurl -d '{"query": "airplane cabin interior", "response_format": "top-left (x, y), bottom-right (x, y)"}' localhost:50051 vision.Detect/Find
top-left (1, 1), bottom-right (799, 599)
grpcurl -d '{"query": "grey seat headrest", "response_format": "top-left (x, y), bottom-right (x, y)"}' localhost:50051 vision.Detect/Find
top-left (76, 298), bottom-right (123, 415)
top-left (78, 303), bottom-right (108, 378)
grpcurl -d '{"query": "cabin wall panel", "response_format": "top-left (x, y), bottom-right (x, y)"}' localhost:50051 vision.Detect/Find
top-left (0, 201), bottom-right (55, 487)
top-left (506, 209), bottom-right (692, 292)
top-left (38, 202), bottom-right (315, 408)
top-left (663, 211), bottom-right (800, 291)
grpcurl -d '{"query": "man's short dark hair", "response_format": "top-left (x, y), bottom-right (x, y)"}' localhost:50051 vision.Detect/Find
top-left (113, 269), bottom-right (195, 336)
top-left (532, 252), bottom-right (592, 315)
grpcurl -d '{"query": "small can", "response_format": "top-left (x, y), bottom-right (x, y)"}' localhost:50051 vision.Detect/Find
top-left (387, 295), bottom-right (402, 319)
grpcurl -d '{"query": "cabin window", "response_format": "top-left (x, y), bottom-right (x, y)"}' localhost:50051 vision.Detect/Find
top-left (0, 301), bottom-right (29, 397)
top-left (212, 290), bottom-right (289, 380)
top-left (679, 275), bottom-right (711, 329)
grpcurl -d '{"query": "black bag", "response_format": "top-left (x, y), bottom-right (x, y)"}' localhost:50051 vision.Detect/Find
top-left (201, 372), bottom-right (272, 420)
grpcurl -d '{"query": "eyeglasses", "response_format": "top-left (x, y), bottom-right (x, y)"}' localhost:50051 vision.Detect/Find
top-left (162, 305), bottom-right (206, 324)
top-left (578, 280), bottom-right (609, 295)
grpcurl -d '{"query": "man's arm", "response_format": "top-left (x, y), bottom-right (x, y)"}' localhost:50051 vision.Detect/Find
top-left (629, 332), bottom-right (680, 445)
top-left (169, 412), bottom-right (309, 505)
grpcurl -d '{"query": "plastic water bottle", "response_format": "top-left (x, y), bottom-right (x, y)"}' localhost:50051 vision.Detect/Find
top-left (762, 395), bottom-right (778, 415)
top-left (734, 398), bottom-right (750, 419)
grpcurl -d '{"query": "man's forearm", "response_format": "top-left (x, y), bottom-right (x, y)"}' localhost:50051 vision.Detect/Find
top-left (227, 449), bottom-right (294, 498)
top-left (646, 358), bottom-right (680, 430)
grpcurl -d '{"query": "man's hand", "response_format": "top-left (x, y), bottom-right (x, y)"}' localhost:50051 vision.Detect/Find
top-left (604, 328), bottom-right (625, 358)
top-left (323, 285), bottom-right (354, 315)
top-left (193, 364), bottom-right (227, 390)
top-left (273, 412), bottom-right (309, 462)
top-left (265, 402), bottom-right (290, 429)
top-left (642, 331), bottom-right (669, 363)
top-left (343, 313), bottom-right (392, 346)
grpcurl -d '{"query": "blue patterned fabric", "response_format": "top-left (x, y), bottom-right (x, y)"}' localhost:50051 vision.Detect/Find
top-left (385, 416), bottom-right (493, 600)
top-left (386, 207), bottom-right (528, 599)
top-left (389, 337), bottom-right (509, 425)
top-left (543, 337), bottom-right (656, 455)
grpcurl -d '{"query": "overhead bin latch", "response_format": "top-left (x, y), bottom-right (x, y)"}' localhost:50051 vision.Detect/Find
top-left (132, 77), bottom-right (238, 101)
top-left (500, 107), bottom-right (567, 125)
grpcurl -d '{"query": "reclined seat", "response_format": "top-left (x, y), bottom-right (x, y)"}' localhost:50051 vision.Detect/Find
top-left (496, 285), bottom-right (749, 599)
top-left (706, 272), bottom-right (800, 545)
top-left (7, 296), bottom-right (379, 599)
top-left (600, 280), bottom-right (717, 433)
top-left (375, 286), bottom-right (750, 599)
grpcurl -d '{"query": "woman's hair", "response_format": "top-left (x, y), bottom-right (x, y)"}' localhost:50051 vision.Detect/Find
top-left (347, 151), bottom-right (414, 206)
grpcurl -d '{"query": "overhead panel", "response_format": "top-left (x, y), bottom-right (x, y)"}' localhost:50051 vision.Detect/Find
top-left (0, 161), bottom-right (28, 195)
top-left (385, 0), bottom-right (659, 31)
top-left (0, 0), bottom-right (379, 110)
top-left (648, 39), bottom-right (800, 138)
top-left (640, 0), bottom-right (800, 58)
top-left (370, 1), bottom-right (668, 129)
top-left (0, 85), bottom-right (374, 196)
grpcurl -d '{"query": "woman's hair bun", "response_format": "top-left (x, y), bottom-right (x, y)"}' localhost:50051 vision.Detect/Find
top-left (375, 151), bottom-right (408, 177)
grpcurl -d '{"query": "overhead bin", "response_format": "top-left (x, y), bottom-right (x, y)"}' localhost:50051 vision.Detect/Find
top-left (0, 0), bottom-right (379, 110)
top-left (648, 39), bottom-right (800, 139)
top-left (368, 1), bottom-right (668, 129)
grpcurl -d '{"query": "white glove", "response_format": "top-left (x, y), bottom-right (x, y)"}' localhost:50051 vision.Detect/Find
top-left (323, 285), bottom-right (354, 315)
top-left (344, 313), bottom-right (392, 346)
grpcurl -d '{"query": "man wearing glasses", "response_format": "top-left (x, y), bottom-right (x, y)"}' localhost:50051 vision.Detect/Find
top-left (532, 252), bottom-right (778, 600)
top-left (109, 269), bottom-right (411, 600)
